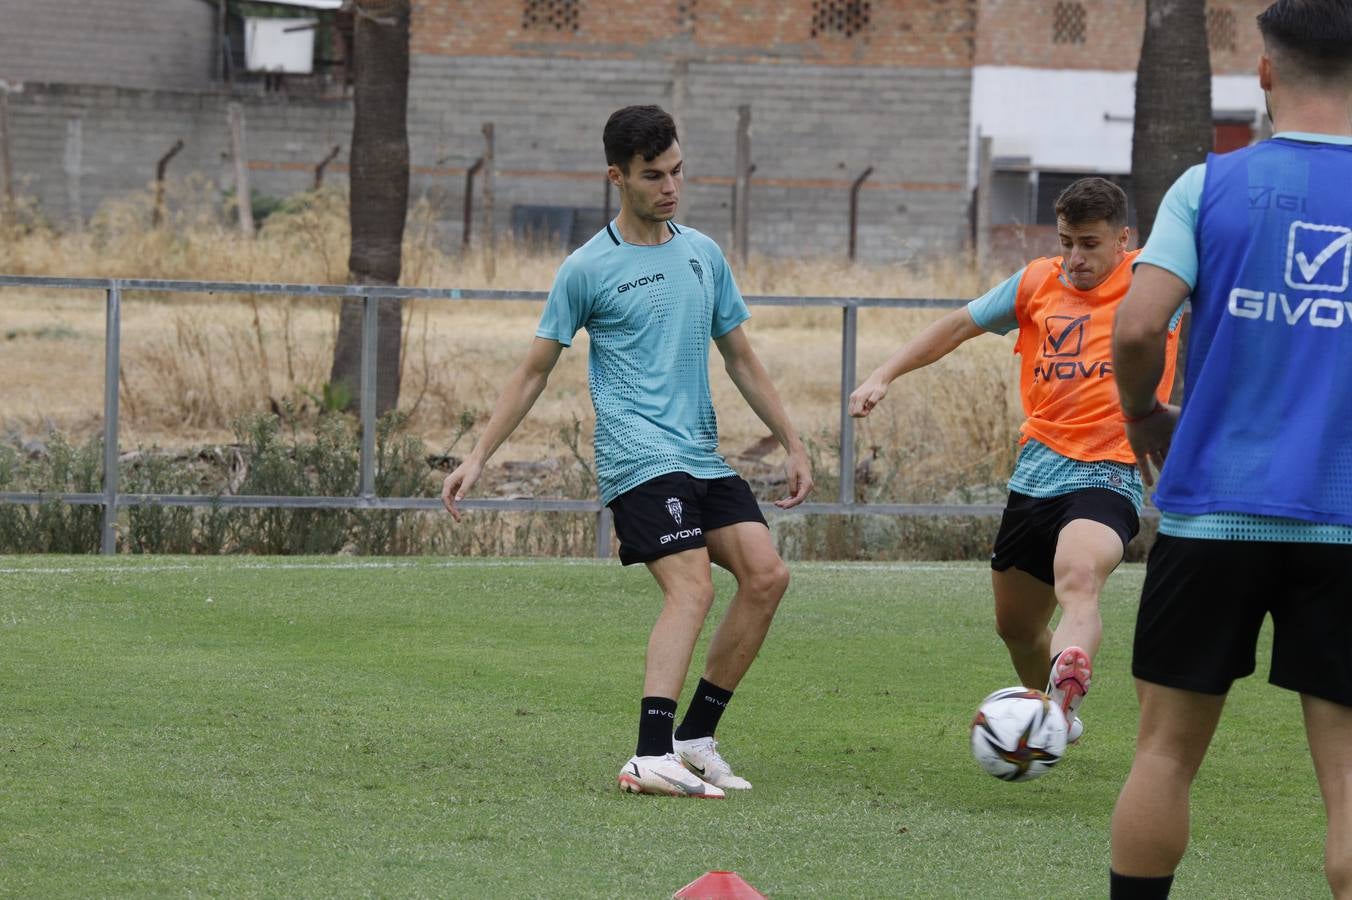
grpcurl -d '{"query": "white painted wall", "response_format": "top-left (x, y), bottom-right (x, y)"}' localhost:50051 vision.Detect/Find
top-left (969, 66), bottom-right (1268, 185)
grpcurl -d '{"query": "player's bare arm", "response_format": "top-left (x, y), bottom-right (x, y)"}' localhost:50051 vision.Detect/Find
top-left (849, 306), bottom-right (986, 418)
top-left (441, 337), bottom-right (564, 520)
top-left (713, 324), bottom-right (814, 509)
top-left (1112, 264), bottom-right (1189, 485)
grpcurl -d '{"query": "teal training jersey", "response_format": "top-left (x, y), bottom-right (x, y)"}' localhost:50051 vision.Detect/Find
top-left (536, 221), bottom-right (750, 505)
top-left (1008, 438), bottom-right (1144, 508)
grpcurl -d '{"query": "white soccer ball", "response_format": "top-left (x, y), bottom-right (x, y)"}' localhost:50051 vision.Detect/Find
top-left (970, 686), bottom-right (1068, 782)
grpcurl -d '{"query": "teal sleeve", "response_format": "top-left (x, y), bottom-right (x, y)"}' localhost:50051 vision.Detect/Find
top-left (535, 257), bottom-right (590, 347)
top-left (710, 247), bottom-right (751, 339)
top-left (1136, 164), bottom-right (1206, 290)
top-left (966, 267), bottom-right (1025, 336)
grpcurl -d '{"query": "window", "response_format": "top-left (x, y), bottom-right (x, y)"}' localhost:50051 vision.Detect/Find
top-left (810, 0), bottom-right (871, 39)
top-left (1052, 1), bottom-right (1087, 45)
top-left (521, 0), bottom-right (579, 33)
top-left (512, 205), bottom-right (607, 251)
top-left (1206, 6), bottom-right (1237, 53)
top-left (1034, 172), bottom-right (1135, 228)
top-left (1214, 118), bottom-right (1253, 154)
top-left (676, 0), bottom-right (696, 30)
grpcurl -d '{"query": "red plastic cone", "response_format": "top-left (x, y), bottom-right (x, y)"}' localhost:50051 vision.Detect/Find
top-left (672, 870), bottom-right (768, 899)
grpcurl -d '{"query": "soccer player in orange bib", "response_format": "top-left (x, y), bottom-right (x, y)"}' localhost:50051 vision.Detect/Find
top-left (850, 177), bottom-right (1180, 742)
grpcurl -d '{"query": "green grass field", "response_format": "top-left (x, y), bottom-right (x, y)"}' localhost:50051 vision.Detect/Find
top-left (0, 556), bottom-right (1329, 898)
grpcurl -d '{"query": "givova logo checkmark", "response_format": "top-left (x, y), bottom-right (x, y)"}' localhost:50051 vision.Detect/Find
top-left (1044, 314), bottom-right (1090, 357)
top-left (1285, 222), bottom-right (1352, 292)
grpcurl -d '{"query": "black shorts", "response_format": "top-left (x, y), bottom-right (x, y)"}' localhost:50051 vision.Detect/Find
top-left (1134, 534), bottom-right (1352, 706)
top-left (607, 472), bottom-right (768, 567)
top-left (990, 489), bottom-right (1140, 586)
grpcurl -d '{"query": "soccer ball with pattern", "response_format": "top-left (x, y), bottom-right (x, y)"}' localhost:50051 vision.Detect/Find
top-left (970, 686), bottom-right (1068, 782)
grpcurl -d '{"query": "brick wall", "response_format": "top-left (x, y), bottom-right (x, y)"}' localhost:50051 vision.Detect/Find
top-left (411, 0), bottom-right (977, 68)
top-left (0, 0), bottom-right (218, 91)
top-left (974, 0), bottom-right (1269, 75)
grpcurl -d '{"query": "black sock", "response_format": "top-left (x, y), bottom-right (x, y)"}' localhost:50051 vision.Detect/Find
top-left (1109, 870), bottom-right (1174, 899)
top-left (674, 678), bottom-right (734, 741)
top-left (636, 696), bottom-right (677, 758)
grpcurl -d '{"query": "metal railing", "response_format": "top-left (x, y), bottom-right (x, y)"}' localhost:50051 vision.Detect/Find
top-left (0, 274), bottom-right (1003, 556)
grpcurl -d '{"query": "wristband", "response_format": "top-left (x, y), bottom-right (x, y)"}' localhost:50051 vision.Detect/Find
top-left (1122, 400), bottom-right (1164, 424)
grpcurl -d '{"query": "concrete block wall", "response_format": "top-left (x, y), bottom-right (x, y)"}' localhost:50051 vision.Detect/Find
top-left (0, 0), bottom-right (218, 91)
top-left (6, 59), bottom-right (969, 262)
top-left (2, 0), bottom-right (984, 262)
top-left (0, 0), bottom-right (1274, 266)
top-left (406, 55), bottom-right (972, 262)
top-left (6, 83), bottom-right (351, 225)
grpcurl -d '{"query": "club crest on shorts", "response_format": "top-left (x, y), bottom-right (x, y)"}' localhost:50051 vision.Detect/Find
top-left (688, 258), bottom-right (703, 285)
top-left (665, 497), bottom-right (683, 525)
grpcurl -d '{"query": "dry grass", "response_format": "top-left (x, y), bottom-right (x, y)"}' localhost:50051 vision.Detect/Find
top-left (0, 182), bottom-right (1027, 503)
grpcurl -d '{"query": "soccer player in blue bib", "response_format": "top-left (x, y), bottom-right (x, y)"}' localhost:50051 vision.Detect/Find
top-left (441, 105), bottom-right (813, 799)
top-left (1110, 1), bottom-right (1352, 895)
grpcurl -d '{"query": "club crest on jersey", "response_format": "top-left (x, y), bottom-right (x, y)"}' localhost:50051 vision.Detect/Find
top-left (666, 497), bottom-right (683, 525)
top-left (689, 258), bottom-right (703, 285)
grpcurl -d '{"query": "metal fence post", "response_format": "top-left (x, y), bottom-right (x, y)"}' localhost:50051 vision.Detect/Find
top-left (482, 122), bottom-right (496, 283)
top-left (838, 304), bottom-right (858, 504)
top-left (595, 506), bottom-right (612, 559)
top-left (848, 166), bottom-right (874, 261)
top-left (976, 135), bottom-right (993, 271)
top-left (359, 293), bottom-right (377, 499)
top-left (101, 284), bottom-right (122, 554)
top-left (733, 105), bottom-right (752, 268)
top-left (462, 156), bottom-right (484, 249)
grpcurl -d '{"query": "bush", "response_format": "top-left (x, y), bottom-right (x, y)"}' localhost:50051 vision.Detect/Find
top-left (0, 414), bottom-right (442, 555)
top-left (0, 433), bottom-right (104, 553)
top-left (123, 448), bottom-right (228, 554)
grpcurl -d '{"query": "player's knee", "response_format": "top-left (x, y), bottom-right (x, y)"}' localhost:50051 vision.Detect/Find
top-left (665, 582), bottom-right (715, 617)
top-left (746, 558), bottom-right (790, 604)
top-left (1053, 560), bottom-right (1102, 606)
top-left (1326, 848), bottom-right (1352, 897)
top-left (994, 613), bottom-right (1041, 647)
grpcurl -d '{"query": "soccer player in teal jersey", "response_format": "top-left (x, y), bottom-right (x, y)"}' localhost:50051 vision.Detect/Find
top-left (1111, 1), bottom-right (1352, 895)
top-left (441, 106), bottom-right (813, 798)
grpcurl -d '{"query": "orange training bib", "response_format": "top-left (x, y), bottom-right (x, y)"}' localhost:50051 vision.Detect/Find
top-left (1013, 249), bottom-right (1178, 463)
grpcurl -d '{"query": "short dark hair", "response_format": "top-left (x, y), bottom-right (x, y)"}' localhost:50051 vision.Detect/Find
top-left (603, 106), bottom-right (678, 172)
top-left (1257, 0), bottom-right (1352, 82)
top-left (1054, 177), bottom-right (1129, 229)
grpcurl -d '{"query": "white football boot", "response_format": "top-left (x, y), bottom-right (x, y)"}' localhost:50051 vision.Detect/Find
top-left (673, 735), bottom-right (752, 790)
top-left (1048, 646), bottom-right (1092, 739)
top-left (618, 753), bottom-right (725, 798)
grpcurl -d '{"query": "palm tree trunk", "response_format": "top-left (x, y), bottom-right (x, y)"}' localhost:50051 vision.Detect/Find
top-left (1132, 0), bottom-right (1212, 243)
top-left (329, 0), bottom-right (410, 415)
top-left (1133, 0), bottom-right (1212, 403)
